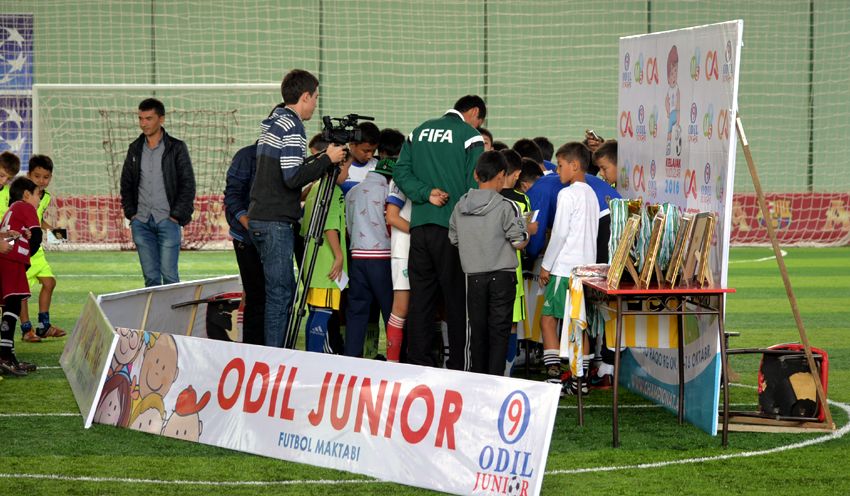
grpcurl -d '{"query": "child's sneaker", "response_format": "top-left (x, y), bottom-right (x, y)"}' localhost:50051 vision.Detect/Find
top-left (545, 364), bottom-right (562, 385)
top-left (42, 324), bottom-right (67, 338)
top-left (562, 376), bottom-right (590, 397)
top-left (589, 373), bottom-right (613, 390)
top-left (22, 329), bottom-right (42, 343)
top-left (0, 357), bottom-right (28, 377)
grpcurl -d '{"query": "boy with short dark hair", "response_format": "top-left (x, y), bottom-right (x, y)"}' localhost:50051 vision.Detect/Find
top-left (538, 142), bottom-right (599, 394)
top-left (20, 154), bottom-right (66, 342)
top-left (0, 177), bottom-right (43, 376)
top-left (340, 121), bottom-right (380, 195)
top-left (449, 151), bottom-right (528, 375)
top-left (594, 139), bottom-right (618, 186)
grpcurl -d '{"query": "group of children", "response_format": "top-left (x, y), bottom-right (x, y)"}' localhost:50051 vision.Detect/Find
top-left (288, 119), bottom-right (619, 395)
top-left (0, 151), bottom-right (65, 377)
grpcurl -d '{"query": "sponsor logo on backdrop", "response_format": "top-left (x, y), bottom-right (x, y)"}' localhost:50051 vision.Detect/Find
top-left (645, 56), bottom-right (660, 85)
top-left (684, 168), bottom-right (698, 200)
top-left (700, 162), bottom-right (713, 204)
top-left (716, 172), bottom-right (724, 201)
top-left (665, 156), bottom-right (681, 178)
top-left (723, 40), bottom-right (734, 81)
top-left (635, 105), bottom-right (647, 141)
top-left (0, 16), bottom-right (34, 88)
top-left (0, 100), bottom-right (28, 157)
top-left (705, 49), bottom-right (719, 81)
top-left (703, 103), bottom-right (714, 139)
top-left (622, 52), bottom-right (632, 88)
top-left (688, 103), bottom-right (699, 143)
top-left (471, 390), bottom-right (535, 495)
top-left (632, 162), bottom-right (645, 193)
top-left (648, 159), bottom-right (658, 199)
top-left (649, 105), bottom-right (658, 138)
top-left (619, 110), bottom-right (633, 138)
top-left (718, 108), bottom-right (730, 141)
top-left (620, 159), bottom-right (631, 190)
top-left (690, 46), bottom-right (701, 81)
top-left (634, 53), bottom-right (644, 84)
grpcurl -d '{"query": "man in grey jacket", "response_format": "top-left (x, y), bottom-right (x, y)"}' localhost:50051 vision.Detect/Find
top-left (449, 151), bottom-right (528, 375)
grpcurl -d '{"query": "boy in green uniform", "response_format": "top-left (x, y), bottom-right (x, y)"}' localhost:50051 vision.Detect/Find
top-left (300, 159), bottom-right (351, 353)
top-left (21, 155), bottom-right (66, 342)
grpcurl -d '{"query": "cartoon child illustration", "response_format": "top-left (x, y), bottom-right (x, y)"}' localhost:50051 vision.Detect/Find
top-left (109, 327), bottom-right (144, 378)
top-left (161, 385), bottom-right (210, 442)
top-left (128, 392), bottom-right (165, 434)
top-left (665, 44), bottom-right (680, 156)
top-left (93, 373), bottom-right (132, 427)
top-left (138, 333), bottom-right (180, 400)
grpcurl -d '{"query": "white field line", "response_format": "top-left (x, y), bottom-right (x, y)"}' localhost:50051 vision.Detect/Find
top-left (728, 249), bottom-right (788, 264)
top-left (0, 385), bottom-right (845, 486)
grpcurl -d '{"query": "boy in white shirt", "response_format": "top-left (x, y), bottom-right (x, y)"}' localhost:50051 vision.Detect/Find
top-left (538, 142), bottom-right (599, 393)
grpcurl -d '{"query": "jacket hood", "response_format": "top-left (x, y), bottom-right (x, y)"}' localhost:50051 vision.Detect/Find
top-left (457, 188), bottom-right (502, 216)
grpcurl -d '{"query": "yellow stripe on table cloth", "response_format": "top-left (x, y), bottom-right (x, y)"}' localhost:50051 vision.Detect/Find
top-left (559, 276), bottom-right (587, 377)
top-left (602, 309), bottom-right (679, 349)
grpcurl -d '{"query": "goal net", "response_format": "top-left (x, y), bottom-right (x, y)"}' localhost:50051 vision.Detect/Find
top-left (7, 1), bottom-right (849, 248)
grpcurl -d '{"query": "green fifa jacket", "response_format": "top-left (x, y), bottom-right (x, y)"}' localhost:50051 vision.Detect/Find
top-left (393, 109), bottom-right (484, 229)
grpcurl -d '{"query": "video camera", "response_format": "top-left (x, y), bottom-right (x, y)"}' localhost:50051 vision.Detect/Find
top-left (321, 113), bottom-right (375, 145)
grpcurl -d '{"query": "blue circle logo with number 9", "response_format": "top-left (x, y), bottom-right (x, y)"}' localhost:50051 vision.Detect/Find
top-left (498, 390), bottom-right (531, 444)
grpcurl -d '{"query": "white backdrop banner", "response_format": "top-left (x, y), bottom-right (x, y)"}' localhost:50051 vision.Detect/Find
top-left (88, 330), bottom-right (561, 496)
top-left (617, 20), bottom-right (743, 435)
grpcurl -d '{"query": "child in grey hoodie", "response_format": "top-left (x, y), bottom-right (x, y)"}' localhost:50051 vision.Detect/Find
top-left (449, 151), bottom-right (529, 375)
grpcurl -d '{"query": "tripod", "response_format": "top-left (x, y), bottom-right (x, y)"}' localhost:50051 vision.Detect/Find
top-left (284, 164), bottom-right (341, 349)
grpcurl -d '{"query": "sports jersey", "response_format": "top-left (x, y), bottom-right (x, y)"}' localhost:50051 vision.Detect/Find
top-left (393, 109), bottom-right (484, 229)
top-left (0, 200), bottom-right (39, 266)
top-left (541, 181), bottom-right (599, 277)
top-left (345, 171), bottom-right (391, 259)
top-left (0, 185), bottom-right (9, 219)
top-left (386, 179), bottom-right (411, 259)
top-left (340, 157), bottom-right (377, 196)
top-left (300, 184), bottom-right (347, 289)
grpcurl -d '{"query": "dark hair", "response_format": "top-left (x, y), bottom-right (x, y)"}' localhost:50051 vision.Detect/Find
top-left (555, 142), bottom-right (592, 172)
top-left (593, 139), bottom-right (618, 165)
top-left (281, 69), bottom-right (319, 105)
top-left (0, 151), bottom-right (21, 175)
top-left (519, 158), bottom-right (544, 185)
top-left (9, 176), bottom-right (37, 203)
top-left (532, 136), bottom-right (554, 161)
top-left (378, 128), bottom-right (405, 157)
top-left (453, 95), bottom-right (486, 120)
top-left (478, 127), bottom-right (493, 142)
top-left (138, 98), bottom-right (165, 116)
top-left (354, 121), bottom-right (380, 145)
top-left (492, 141), bottom-right (508, 151)
top-left (512, 138), bottom-right (544, 165)
top-left (308, 133), bottom-right (329, 153)
top-left (500, 149), bottom-right (522, 175)
top-left (29, 154), bottom-right (54, 174)
top-left (475, 150), bottom-right (506, 182)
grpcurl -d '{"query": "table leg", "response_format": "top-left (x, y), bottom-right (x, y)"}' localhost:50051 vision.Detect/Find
top-left (613, 295), bottom-right (623, 448)
top-left (718, 295), bottom-right (730, 447)
top-left (677, 312), bottom-right (685, 425)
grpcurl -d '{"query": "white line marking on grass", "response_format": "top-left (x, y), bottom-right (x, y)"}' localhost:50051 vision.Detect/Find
top-left (58, 274), bottom-right (227, 278)
top-left (728, 250), bottom-right (788, 264)
top-left (0, 413), bottom-right (79, 417)
top-left (0, 385), bottom-right (845, 486)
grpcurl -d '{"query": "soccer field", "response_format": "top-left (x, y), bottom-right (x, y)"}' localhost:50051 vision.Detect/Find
top-left (1, 247), bottom-right (848, 495)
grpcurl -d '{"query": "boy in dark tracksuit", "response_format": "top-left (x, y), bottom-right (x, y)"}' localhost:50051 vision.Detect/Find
top-left (449, 151), bottom-right (528, 376)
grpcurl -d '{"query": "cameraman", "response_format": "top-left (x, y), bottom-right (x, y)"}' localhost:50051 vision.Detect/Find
top-left (248, 69), bottom-right (346, 348)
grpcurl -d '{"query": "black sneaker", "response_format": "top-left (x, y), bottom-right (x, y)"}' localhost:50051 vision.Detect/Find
top-left (545, 364), bottom-right (561, 385)
top-left (562, 377), bottom-right (590, 396)
top-left (0, 357), bottom-right (28, 377)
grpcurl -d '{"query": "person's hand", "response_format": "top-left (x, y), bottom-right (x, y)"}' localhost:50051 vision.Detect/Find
top-left (0, 238), bottom-right (11, 255)
top-left (21, 228), bottom-right (31, 240)
top-left (585, 133), bottom-right (604, 152)
top-left (429, 188), bottom-right (449, 207)
top-left (238, 214), bottom-right (250, 231)
top-left (526, 221), bottom-right (539, 236)
top-left (328, 255), bottom-right (344, 282)
top-left (538, 268), bottom-right (551, 288)
top-left (325, 144), bottom-right (347, 164)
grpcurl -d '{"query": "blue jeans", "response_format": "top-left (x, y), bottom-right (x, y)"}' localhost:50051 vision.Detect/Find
top-left (249, 220), bottom-right (295, 348)
top-left (131, 215), bottom-right (181, 287)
